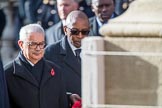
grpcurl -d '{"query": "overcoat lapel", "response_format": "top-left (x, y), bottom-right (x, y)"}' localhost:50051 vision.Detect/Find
top-left (93, 18), bottom-right (99, 36)
top-left (54, 21), bottom-right (65, 41)
top-left (60, 37), bottom-right (81, 77)
top-left (89, 17), bottom-right (99, 36)
top-left (64, 52), bottom-right (81, 77)
top-left (58, 22), bottom-right (65, 37)
top-left (40, 60), bottom-right (54, 87)
top-left (13, 58), bottom-right (39, 87)
top-left (14, 57), bottom-right (56, 88)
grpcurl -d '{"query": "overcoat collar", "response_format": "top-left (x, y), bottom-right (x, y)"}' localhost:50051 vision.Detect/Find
top-left (13, 55), bottom-right (55, 87)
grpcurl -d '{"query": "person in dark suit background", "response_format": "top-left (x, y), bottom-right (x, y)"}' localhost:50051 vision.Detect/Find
top-left (78, 0), bottom-right (94, 18)
top-left (45, 10), bottom-right (90, 106)
top-left (17, 0), bottom-right (59, 29)
top-left (89, 0), bottom-right (117, 36)
top-left (0, 58), bottom-right (9, 108)
top-left (0, 8), bottom-right (6, 57)
top-left (13, 0), bottom-right (60, 50)
top-left (0, 9), bottom-right (9, 105)
top-left (45, 0), bottom-right (79, 45)
top-left (0, 9), bottom-right (6, 39)
top-left (4, 24), bottom-right (68, 108)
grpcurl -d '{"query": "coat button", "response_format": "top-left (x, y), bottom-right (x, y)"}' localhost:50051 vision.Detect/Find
top-left (48, 21), bottom-right (54, 26)
top-left (37, 9), bottom-right (43, 14)
top-left (37, 21), bottom-right (42, 25)
top-left (51, 9), bottom-right (56, 14)
top-left (122, 2), bottom-right (128, 10)
top-left (79, 6), bottom-right (84, 11)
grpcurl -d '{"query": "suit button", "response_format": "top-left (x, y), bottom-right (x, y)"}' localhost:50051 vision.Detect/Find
top-left (37, 21), bottom-right (42, 25)
top-left (48, 21), bottom-right (54, 26)
top-left (51, 9), bottom-right (56, 14)
top-left (37, 8), bottom-right (43, 14)
top-left (79, 6), bottom-right (84, 11)
top-left (122, 2), bottom-right (128, 9)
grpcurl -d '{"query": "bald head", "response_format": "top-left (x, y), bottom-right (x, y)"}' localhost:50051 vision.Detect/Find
top-left (65, 10), bottom-right (89, 27)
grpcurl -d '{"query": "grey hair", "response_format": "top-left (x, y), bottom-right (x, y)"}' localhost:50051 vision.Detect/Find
top-left (19, 24), bottom-right (45, 41)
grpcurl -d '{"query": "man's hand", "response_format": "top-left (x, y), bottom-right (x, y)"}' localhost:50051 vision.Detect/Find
top-left (70, 94), bottom-right (82, 108)
top-left (70, 94), bottom-right (81, 104)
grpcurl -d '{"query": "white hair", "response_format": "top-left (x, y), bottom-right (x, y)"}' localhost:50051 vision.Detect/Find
top-left (19, 24), bottom-right (45, 41)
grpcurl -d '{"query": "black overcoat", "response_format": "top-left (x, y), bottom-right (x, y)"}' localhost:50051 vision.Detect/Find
top-left (0, 59), bottom-right (10, 108)
top-left (45, 21), bottom-right (65, 45)
top-left (4, 55), bottom-right (68, 108)
top-left (45, 36), bottom-right (81, 96)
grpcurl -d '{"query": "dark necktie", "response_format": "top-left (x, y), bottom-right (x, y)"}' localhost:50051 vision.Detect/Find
top-left (75, 49), bottom-right (81, 63)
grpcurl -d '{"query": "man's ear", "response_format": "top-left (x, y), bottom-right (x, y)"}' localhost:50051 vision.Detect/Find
top-left (17, 40), bottom-right (24, 50)
top-left (63, 26), bottom-right (68, 35)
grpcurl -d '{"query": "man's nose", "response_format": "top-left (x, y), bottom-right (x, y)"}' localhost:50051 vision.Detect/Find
top-left (102, 5), bottom-right (108, 11)
top-left (77, 32), bottom-right (85, 38)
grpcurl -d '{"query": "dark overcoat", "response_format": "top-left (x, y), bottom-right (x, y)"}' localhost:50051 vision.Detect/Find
top-left (4, 55), bottom-right (68, 108)
top-left (45, 21), bottom-right (65, 45)
top-left (0, 59), bottom-right (10, 108)
top-left (89, 16), bottom-right (100, 36)
top-left (44, 36), bottom-right (81, 96)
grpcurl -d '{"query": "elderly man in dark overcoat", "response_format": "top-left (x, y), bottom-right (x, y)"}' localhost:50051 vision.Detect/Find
top-left (45, 10), bottom-right (90, 106)
top-left (4, 24), bottom-right (68, 108)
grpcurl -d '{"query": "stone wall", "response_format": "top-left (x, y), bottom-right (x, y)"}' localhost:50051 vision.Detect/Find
top-left (82, 0), bottom-right (162, 107)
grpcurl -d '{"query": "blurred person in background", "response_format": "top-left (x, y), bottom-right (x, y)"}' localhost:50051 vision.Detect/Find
top-left (89, 0), bottom-right (117, 36)
top-left (0, 8), bottom-right (6, 39)
top-left (13, 0), bottom-right (60, 50)
top-left (0, 57), bottom-right (9, 108)
top-left (0, 9), bottom-right (8, 107)
top-left (45, 0), bottom-right (79, 45)
top-left (78, 0), bottom-right (94, 18)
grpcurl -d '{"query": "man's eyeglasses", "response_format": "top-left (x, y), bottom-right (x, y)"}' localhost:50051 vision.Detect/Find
top-left (67, 27), bottom-right (90, 36)
top-left (24, 41), bottom-right (45, 49)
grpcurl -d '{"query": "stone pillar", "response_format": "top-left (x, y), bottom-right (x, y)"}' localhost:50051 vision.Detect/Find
top-left (82, 37), bottom-right (105, 107)
top-left (82, 0), bottom-right (162, 107)
top-left (1, 1), bottom-right (18, 65)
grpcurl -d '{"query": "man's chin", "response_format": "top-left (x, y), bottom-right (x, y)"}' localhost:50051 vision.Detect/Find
top-left (74, 44), bottom-right (81, 48)
top-left (101, 17), bottom-right (110, 22)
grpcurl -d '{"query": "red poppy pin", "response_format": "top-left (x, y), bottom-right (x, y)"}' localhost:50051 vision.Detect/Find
top-left (50, 68), bottom-right (55, 76)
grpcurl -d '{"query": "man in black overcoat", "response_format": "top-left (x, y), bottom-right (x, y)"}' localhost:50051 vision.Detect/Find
top-left (4, 24), bottom-right (68, 108)
top-left (45, 10), bottom-right (90, 105)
